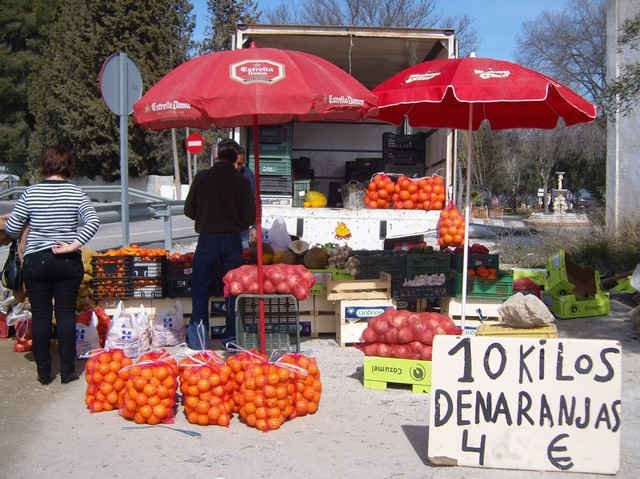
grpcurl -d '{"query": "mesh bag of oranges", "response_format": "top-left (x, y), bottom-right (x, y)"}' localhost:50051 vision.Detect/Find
top-left (437, 201), bottom-right (465, 249)
top-left (178, 350), bottom-right (234, 427)
top-left (84, 348), bottom-right (132, 413)
top-left (226, 348), bottom-right (269, 414)
top-left (278, 353), bottom-right (322, 418)
top-left (118, 349), bottom-right (179, 425)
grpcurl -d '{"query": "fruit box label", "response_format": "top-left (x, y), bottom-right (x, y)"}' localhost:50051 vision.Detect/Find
top-left (344, 305), bottom-right (393, 322)
top-left (364, 357), bottom-right (432, 385)
top-left (428, 336), bottom-right (621, 474)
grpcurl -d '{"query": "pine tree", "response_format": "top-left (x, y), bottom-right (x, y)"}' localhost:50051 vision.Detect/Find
top-left (28, 0), bottom-right (194, 180)
top-left (0, 0), bottom-right (56, 168)
top-left (201, 0), bottom-right (260, 53)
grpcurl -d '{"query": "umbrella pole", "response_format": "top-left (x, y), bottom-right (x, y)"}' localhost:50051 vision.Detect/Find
top-left (252, 116), bottom-right (266, 355)
top-left (460, 106), bottom-right (473, 334)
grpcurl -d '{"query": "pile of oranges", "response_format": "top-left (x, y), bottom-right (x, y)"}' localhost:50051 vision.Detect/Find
top-left (365, 174), bottom-right (446, 210)
top-left (84, 347), bottom-right (322, 432)
top-left (85, 349), bottom-right (132, 412)
top-left (437, 202), bottom-right (466, 248)
top-left (118, 350), bottom-right (179, 425)
top-left (179, 351), bottom-right (234, 427)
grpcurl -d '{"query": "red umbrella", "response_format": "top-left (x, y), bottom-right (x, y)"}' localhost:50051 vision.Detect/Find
top-left (134, 45), bottom-right (376, 353)
top-left (371, 56), bottom-right (596, 326)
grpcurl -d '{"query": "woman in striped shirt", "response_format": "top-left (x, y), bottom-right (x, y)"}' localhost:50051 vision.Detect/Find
top-left (6, 146), bottom-right (100, 385)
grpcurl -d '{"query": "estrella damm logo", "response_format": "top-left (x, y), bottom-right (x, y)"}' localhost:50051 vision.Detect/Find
top-left (410, 364), bottom-right (426, 382)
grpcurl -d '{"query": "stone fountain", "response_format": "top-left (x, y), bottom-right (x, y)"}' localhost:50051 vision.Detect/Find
top-left (525, 171), bottom-right (591, 228)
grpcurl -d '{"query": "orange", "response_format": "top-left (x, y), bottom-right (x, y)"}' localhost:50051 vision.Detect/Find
top-left (154, 366), bottom-right (169, 381)
top-left (133, 377), bottom-right (147, 391)
top-left (217, 414), bottom-right (230, 427)
top-left (135, 393), bottom-right (148, 406)
top-left (207, 406), bottom-right (220, 422)
top-left (255, 407), bottom-right (267, 419)
top-left (196, 401), bottom-right (209, 415)
top-left (133, 413), bottom-right (146, 424)
top-left (152, 404), bottom-right (168, 420)
top-left (197, 379), bottom-right (211, 392)
top-left (245, 414), bottom-right (257, 427)
top-left (143, 383), bottom-right (157, 397)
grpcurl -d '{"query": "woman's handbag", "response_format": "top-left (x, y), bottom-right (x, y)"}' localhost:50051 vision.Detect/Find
top-left (2, 240), bottom-right (23, 291)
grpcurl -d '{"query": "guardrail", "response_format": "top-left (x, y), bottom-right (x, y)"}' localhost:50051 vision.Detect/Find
top-left (0, 185), bottom-right (186, 250)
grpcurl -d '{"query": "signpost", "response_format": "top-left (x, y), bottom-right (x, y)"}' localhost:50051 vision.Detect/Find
top-left (99, 52), bottom-right (143, 246)
top-left (185, 132), bottom-right (204, 184)
top-left (428, 335), bottom-right (621, 474)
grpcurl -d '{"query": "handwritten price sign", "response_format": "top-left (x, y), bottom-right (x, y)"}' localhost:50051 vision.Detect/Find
top-left (428, 336), bottom-right (621, 474)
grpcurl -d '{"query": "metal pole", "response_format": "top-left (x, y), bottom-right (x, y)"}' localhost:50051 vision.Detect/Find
top-left (171, 128), bottom-right (181, 200)
top-left (119, 53), bottom-right (130, 246)
top-left (163, 204), bottom-right (172, 251)
top-left (460, 106), bottom-right (473, 332)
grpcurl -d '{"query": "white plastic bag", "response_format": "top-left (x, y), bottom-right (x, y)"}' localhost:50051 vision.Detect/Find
top-left (75, 310), bottom-right (100, 358)
top-left (105, 302), bottom-right (151, 358)
top-left (152, 300), bottom-right (185, 347)
top-left (269, 217), bottom-right (291, 252)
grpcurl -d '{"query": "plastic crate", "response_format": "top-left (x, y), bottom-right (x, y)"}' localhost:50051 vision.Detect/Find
top-left (382, 132), bottom-right (427, 151)
top-left (259, 175), bottom-right (292, 195)
top-left (454, 253), bottom-right (499, 272)
top-left (512, 267), bottom-right (547, 286)
top-left (91, 256), bottom-right (130, 279)
top-left (131, 279), bottom-right (164, 298)
top-left (382, 149), bottom-right (425, 165)
top-left (248, 142), bottom-right (292, 157)
top-left (130, 257), bottom-right (165, 279)
top-left (353, 251), bottom-right (406, 294)
top-left (363, 356), bottom-right (432, 394)
top-left (249, 124), bottom-right (292, 144)
top-left (454, 272), bottom-right (514, 300)
top-left (166, 259), bottom-right (193, 279)
top-left (235, 294), bottom-right (300, 352)
top-left (549, 292), bottom-right (610, 319)
top-left (166, 279), bottom-right (191, 297)
top-left (293, 179), bottom-right (312, 207)
top-left (92, 278), bottom-right (130, 299)
top-left (382, 162), bottom-right (425, 178)
top-left (248, 156), bottom-right (292, 176)
top-left (395, 277), bottom-right (454, 301)
top-left (406, 252), bottom-right (452, 278)
top-left (309, 268), bottom-right (353, 295)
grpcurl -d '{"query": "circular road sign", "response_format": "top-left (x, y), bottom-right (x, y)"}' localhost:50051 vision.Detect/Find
top-left (185, 132), bottom-right (205, 155)
top-left (100, 52), bottom-right (143, 115)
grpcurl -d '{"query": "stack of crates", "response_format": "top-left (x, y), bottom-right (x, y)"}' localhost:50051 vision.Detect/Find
top-left (92, 255), bottom-right (165, 300)
top-left (352, 250), bottom-right (406, 297)
top-left (248, 123), bottom-right (293, 205)
top-left (165, 256), bottom-right (193, 297)
top-left (545, 250), bottom-right (610, 319)
top-left (453, 251), bottom-right (513, 301)
top-left (382, 132), bottom-right (426, 178)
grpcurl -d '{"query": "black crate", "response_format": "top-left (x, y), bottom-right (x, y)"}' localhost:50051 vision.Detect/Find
top-left (92, 278), bottom-right (130, 300)
top-left (453, 253), bottom-right (499, 272)
top-left (394, 278), bottom-right (454, 301)
top-left (91, 256), bottom-right (130, 279)
top-left (382, 132), bottom-right (427, 151)
top-left (259, 175), bottom-right (293, 195)
top-left (249, 124), bottom-right (292, 144)
top-left (166, 279), bottom-right (192, 297)
top-left (383, 149), bottom-right (425, 164)
top-left (131, 279), bottom-right (164, 298)
top-left (382, 162), bottom-right (425, 178)
top-left (353, 251), bottom-right (406, 294)
top-left (130, 257), bottom-right (165, 279)
top-left (166, 259), bottom-right (193, 280)
top-left (406, 252), bottom-right (452, 278)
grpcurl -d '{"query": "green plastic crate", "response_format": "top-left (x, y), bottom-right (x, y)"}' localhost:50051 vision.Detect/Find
top-left (248, 156), bottom-right (292, 176)
top-left (454, 253), bottom-right (499, 272)
top-left (293, 179), bottom-right (312, 207)
top-left (549, 292), bottom-right (610, 319)
top-left (512, 267), bottom-right (548, 286)
top-left (455, 272), bottom-right (514, 300)
top-left (309, 268), bottom-right (353, 295)
top-left (406, 252), bottom-right (451, 278)
top-left (247, 141), bottom-right (292, 158)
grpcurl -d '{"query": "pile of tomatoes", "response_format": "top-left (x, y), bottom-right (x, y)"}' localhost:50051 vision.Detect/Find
top-left (364, 174), bottom-right (446, 210)
top-left (437, 202), bottom-right (465, 248)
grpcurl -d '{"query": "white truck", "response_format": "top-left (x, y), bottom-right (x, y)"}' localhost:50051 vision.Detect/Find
top-left (231, 24), bottom-right (458, 250)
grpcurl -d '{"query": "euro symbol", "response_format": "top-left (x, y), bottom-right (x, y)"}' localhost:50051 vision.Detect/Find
top-left (547, 433), bottom-right (574, 471)
top-left (410, 365), bottom-right (425, 381)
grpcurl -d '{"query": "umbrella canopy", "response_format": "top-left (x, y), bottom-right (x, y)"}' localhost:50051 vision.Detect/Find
top-left (372, 57), bottom-right (596, 130)
top-left (134, 46), bottom-right (377, 130)
top-left (134, 45), bottom-right (376, 353)
top-left (372, 56), bottom-right (596, 325)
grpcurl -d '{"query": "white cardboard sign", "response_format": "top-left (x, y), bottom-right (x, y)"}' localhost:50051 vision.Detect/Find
top-left (428, 336), bottom-right (621, 474)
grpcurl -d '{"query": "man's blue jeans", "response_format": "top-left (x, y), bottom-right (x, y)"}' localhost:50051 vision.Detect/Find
top-left (188, 233), bottom-right (242, 349)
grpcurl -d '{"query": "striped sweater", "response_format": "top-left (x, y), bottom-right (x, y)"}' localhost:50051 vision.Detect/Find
top-left (5, 180), bottom-right (100, 256)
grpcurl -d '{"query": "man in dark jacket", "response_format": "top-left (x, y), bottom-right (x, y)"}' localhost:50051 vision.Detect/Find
top-left (184, 139), bottom-right (255, 349)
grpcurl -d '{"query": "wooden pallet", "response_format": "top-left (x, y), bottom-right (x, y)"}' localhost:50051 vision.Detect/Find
top-left (363, 356), bottom-right (432, 394)
top-left (326, 273), bottom-right (392, 301)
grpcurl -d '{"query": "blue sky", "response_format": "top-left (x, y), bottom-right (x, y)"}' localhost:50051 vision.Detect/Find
top-left (191, 0), bottom-right (565, 61)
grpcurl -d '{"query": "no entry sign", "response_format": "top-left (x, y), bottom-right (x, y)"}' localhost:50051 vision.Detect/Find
top-left (185, 132), bottom-right (205, 154)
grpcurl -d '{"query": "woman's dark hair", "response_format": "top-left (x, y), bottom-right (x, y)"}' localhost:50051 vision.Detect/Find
top-left (41, 146), bottom-right (74, 178)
